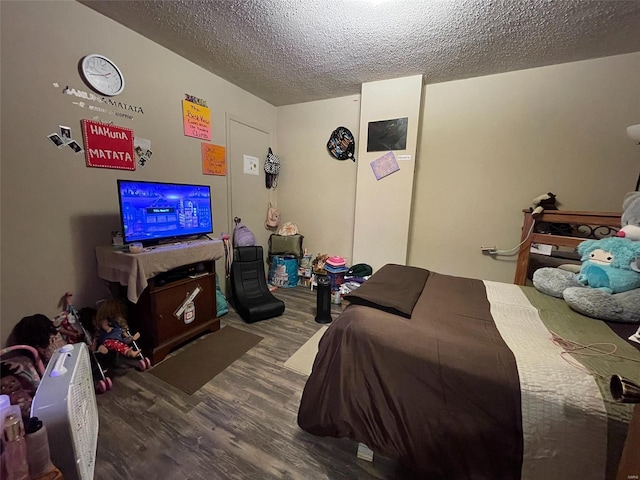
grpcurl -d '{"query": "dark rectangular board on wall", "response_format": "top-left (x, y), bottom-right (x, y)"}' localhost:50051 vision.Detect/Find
top-left (367, 117), bottom-right (408, 152)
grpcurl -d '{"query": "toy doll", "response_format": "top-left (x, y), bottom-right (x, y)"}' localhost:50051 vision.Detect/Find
top-left (93, 299), bottom-right (149, 369)
top-left (0, 362), bottom-right (35, 420)
top-left (7, 314), bottom-right (67, 365)
top-left (94, 299), bottom-right (138, 356)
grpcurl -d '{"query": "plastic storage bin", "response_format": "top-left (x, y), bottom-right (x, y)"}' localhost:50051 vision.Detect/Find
top-left (327, 271), bottom-right (346, 292)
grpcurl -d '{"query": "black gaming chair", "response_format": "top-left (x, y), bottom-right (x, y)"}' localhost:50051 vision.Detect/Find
top-left (231, 246), bottom-right (285, 323)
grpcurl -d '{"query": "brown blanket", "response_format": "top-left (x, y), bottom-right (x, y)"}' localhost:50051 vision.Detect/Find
top-left (298, 270), bottom-right (523, 478)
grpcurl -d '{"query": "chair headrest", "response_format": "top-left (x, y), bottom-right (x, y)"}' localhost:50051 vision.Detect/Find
top-left (233, 246), bottom-right (264, 262)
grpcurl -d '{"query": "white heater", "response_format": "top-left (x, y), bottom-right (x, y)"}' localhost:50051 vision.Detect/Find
top-left (31, 343), bottom-right (98, 480)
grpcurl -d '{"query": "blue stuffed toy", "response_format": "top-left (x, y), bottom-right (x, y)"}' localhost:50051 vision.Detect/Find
top-left (533, 192), bottom-right (640, 322)
top-left (576, 237), bottom-right (640, 293)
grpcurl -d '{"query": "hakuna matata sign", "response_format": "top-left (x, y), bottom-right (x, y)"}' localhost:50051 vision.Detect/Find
top-left (82, 119), bottom-right (135, 171)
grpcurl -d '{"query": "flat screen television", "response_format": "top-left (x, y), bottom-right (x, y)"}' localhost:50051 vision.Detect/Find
top-left (117, 179), bottom-right (213, 245)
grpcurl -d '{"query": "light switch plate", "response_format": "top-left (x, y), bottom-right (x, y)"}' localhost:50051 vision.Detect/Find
top-left (243, 154), bottom-right (259, 175)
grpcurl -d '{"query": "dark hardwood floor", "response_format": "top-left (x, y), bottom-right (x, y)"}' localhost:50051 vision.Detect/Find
top-left (94, 286), bottom-right (412, 480)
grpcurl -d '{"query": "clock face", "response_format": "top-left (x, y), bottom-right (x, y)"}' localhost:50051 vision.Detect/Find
top-left (81, 54), bottom-right (125, 96)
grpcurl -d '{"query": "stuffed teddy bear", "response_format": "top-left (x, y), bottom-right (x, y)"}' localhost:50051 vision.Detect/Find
top-left (532, 192), bottom-right (640, 323)
top-left (575, 237), bottom-right (640, 293)
top-left (618, 191), bottom-right (640, 242)
top-left (530, 192), bottom-right (558, 216)
top-left (264, 202), bottom-right (281, 230)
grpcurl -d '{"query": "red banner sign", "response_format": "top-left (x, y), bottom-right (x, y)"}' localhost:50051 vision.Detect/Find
top-left (82, 119), bottom-right (135, 170)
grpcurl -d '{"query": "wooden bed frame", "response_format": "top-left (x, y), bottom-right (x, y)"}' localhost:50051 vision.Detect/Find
top-left (514, 209), bottom-right (621, 285)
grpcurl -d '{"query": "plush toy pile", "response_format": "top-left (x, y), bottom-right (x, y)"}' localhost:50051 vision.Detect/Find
top-left (532, 192), bottom-right (640, 323)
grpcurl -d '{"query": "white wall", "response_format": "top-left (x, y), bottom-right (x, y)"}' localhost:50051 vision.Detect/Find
top-left (409, 53), bottom-right (640, 282)
top-left (352, 76), bottom-right (423, 272)
top-left (275, 95), bottom-right (361, 262)
top-left (0, 1), bottom-right (276, 343)
top-left (275, 53), bottom-right (640, 285)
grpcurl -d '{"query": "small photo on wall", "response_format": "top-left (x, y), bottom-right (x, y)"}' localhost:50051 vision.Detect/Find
top-left (138, 149), bottom-right (152, 168)
top-left (47, 133), bottom-right (65, 148)
top-left (68, 140), bottom-right (84, 154)
top-left (59, 125), bottom-right (72, 144)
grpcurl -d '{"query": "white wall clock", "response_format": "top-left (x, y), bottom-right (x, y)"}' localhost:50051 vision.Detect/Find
top-left (80, 54), bottom-right (125, 96)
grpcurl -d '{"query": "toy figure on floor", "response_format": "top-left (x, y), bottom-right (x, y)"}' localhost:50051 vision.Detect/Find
top-left (1, 362), bottom-right (35, 420)
top-left (94, 299), bottom-right (151, 370)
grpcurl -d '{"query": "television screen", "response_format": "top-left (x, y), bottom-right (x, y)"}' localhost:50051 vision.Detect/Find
top-left (117, 179), bottom-right (213, 245)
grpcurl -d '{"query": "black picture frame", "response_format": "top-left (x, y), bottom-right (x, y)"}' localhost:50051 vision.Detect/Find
top-left (367, 117), bottom-right (408, 152)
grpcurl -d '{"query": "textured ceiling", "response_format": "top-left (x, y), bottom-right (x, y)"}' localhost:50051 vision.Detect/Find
top-left (80, 0), bottom-right (640, 106)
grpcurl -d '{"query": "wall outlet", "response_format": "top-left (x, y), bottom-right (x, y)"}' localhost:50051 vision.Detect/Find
top-left (481, 246), bottom-right (496, 255)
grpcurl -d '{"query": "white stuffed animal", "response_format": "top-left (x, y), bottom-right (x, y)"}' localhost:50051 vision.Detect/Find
top-left (618, 191), bottom-right (640, 243)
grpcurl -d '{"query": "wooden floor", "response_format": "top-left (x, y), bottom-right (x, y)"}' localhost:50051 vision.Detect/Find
top-left (94, 286), bottom-right (417, 480)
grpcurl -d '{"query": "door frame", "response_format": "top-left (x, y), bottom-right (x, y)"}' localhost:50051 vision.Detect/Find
top-left (225, 113), bottom-right (274, 236)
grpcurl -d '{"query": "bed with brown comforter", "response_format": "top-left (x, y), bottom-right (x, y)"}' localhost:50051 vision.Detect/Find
top-left (297, 264), bottom-right (640, 480)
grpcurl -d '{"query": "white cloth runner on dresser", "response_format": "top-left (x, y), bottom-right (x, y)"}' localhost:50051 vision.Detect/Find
top-left (483, 280), bottom-right (607, 480)
top-left (95, 240), bottom-right (224, 303)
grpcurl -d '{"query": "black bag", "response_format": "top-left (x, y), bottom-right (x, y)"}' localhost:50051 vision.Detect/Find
top-left (327, 126), bottom-right (356, 162)
top-left (264, 148), bottom-right (280, 189)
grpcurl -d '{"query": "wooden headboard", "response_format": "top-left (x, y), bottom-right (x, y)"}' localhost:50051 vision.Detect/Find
top-left (514, 210), bottom-right (621, 285)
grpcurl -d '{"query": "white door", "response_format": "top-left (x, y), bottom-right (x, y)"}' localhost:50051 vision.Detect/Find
top-left (226, 117), bottom-right (272, 253)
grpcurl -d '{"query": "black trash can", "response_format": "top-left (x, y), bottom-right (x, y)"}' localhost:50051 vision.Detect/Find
top-left (315, 275), bottom-right (332, 324)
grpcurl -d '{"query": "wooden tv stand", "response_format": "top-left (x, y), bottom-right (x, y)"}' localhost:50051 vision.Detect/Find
top-left (95, 241), bottom-right (224, 364)
top-left (128, 260), bottom-right (220, 365)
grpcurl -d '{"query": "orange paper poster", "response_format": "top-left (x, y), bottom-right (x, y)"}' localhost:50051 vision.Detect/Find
top-left (202, 143), bottom-right (226, 175)
top-left (182, 100), bottom-right (211, 140)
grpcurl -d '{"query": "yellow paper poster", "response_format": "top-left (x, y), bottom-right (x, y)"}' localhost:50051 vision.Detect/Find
top-left (202, 143), bottom-right (226, 176)
top-left (182, 100), bottom-right (211, 140)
